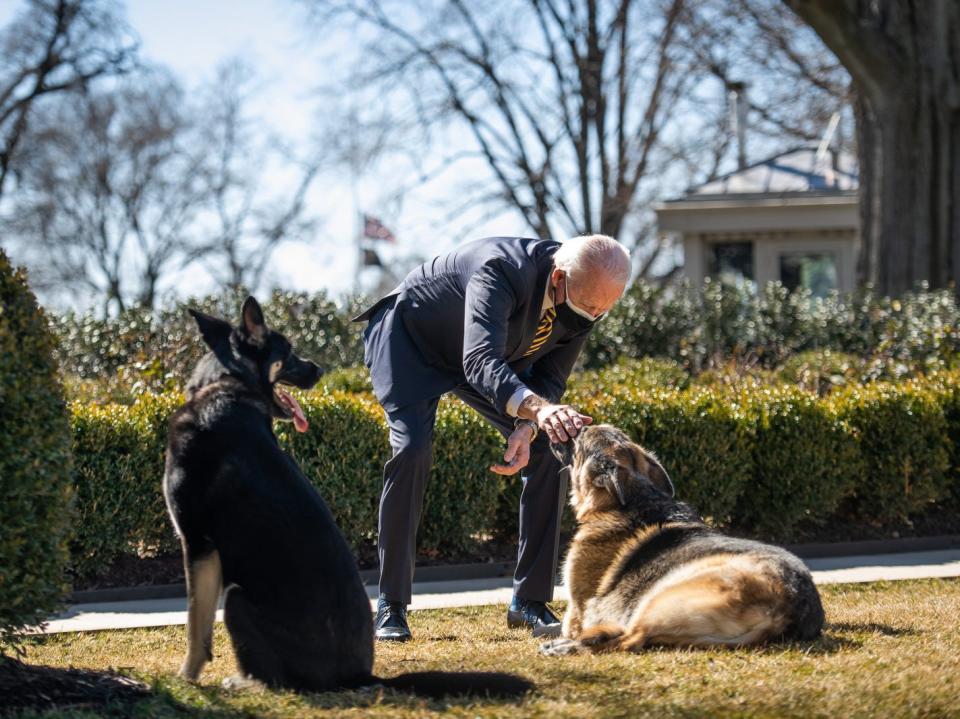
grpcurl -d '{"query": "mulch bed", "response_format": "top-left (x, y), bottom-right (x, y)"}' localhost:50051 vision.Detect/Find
top-left (0, 656), bottom-right (150, 715)
top-left (71, 537), bottom-right (522, 592)
top-left (70, 554), bottom-right (186, 592)
top-left (774, 504), bottom-right (960, 545)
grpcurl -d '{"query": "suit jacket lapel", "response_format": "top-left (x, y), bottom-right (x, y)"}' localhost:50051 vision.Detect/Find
top-left (507, 243), bottom-right (558, 362)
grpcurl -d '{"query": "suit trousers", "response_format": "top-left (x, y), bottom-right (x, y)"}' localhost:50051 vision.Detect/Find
top-left (378, 383), bottom-right (565, 605)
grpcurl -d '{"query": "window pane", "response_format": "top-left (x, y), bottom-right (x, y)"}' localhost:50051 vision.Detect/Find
top-left (779, 253), bottom-right (837, 297)
top-left (707, 242), bottom-right (754, 285)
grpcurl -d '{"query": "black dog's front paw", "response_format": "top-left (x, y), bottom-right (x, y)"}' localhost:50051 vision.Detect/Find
top-left (221, 674), bottom-right (264, 691)
top-left (538, 638), bottom-right (583, 656)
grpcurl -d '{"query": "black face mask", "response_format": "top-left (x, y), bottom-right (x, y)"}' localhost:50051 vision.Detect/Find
top-left (553, 280), bottom-right (603, 332)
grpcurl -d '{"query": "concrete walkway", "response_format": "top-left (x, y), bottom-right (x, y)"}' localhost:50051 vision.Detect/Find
top-left (35, 549), bottom-right (960, 635)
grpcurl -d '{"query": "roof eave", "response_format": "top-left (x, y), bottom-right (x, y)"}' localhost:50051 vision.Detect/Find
top-left (656, 191), bottom-right (859, 213)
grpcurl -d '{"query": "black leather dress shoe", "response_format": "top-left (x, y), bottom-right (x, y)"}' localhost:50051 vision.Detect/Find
top-left (375, 599), bottom-right (411, 642)
top-left (507, 597), bottom-right (562, 638)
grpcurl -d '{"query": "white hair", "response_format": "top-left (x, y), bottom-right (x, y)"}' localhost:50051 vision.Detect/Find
top-left (553, 234), bottom-right (631, 285)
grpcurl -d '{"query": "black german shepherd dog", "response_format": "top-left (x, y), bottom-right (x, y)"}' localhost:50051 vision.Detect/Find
top-left (163, 297), bottom-right (532, 697)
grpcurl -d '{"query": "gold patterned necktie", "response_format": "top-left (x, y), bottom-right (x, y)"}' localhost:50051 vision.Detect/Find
top-left (523, 306), bottom-right (556, 357)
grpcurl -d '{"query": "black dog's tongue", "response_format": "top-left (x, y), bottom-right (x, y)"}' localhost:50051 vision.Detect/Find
top-left (275, 387), bottom-right (309, 433)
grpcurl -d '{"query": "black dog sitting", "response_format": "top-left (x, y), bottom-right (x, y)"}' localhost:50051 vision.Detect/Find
top-left (163, 296), bottom-right (531, 697)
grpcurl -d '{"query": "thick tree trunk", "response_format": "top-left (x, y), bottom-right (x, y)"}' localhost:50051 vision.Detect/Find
top-left (853, 94), bottom-right (880, 285)
top-left (787, 0), bottom-right (960, 295)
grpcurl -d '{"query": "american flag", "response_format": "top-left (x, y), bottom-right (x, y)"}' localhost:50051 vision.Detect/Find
top-left (363, 214), bottom-right (396, 243)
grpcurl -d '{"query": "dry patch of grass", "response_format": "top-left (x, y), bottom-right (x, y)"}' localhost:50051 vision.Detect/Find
top-left (11, 578), bottom-right (960, 718)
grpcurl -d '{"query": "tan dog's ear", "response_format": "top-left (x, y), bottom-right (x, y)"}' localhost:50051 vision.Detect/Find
top-left (629, 444), bottom-right (675, 497)
top-left (592, 459), bottom-right (629, 506)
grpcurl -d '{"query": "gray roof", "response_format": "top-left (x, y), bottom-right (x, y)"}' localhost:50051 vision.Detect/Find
top-left (682, 146), bottom-right (858, 200)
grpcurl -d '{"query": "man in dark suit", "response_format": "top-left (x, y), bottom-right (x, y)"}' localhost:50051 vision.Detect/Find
top-left (353, 234), bottom-right (630, 641)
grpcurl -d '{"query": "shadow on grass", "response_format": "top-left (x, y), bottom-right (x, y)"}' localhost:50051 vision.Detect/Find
top-left (750, 620), bottom-right (918, 657)
top-left (0, 666), bottom-right (343, 719)
top-left (298, 686), bottom-right (532, 713)
top-left (680, 629), bottom-right (864, 657)
top-left (788, 632), bottom-right (862, 654)
top-left (0, 658), bottom-right (154, 718)
top-left (163, 679), bottom-right (533, 716)
top-left (826, 621), bottom-right (918, 637)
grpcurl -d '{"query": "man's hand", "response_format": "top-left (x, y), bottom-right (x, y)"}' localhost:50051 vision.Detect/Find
top-left (490, 424), bottom-right (534, 475)
top-left (517, 394), bottom-right (592, 443)
top-left (535, 403), bottom-right (592, 443)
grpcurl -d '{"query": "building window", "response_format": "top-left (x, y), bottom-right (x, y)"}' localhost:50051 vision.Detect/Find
top-left (779, 253), bottom-right (837, 297)
top-left (707, 241), bottom-right (754, 286)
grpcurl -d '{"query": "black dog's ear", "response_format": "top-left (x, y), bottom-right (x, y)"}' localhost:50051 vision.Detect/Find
top-left (629, 444), bottom-right (675, 497)
top-left (240, 296), bottom-right (267, 346)
top-left (189, 308), bottom-right (232, 350)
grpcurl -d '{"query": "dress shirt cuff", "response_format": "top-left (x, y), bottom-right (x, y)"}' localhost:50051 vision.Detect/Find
top-left (506, 387), bottom-right (536, 417)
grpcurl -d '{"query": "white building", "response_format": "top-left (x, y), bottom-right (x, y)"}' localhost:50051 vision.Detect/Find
top-left (656, 146), bottom-right (859, 296)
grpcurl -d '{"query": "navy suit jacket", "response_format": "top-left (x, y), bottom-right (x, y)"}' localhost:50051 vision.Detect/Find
top-left (353, 236), bottom-right (592, 414)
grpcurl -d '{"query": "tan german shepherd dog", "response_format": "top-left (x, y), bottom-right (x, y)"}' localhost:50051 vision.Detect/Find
top-left (541, 424), bottom-right (824, 656)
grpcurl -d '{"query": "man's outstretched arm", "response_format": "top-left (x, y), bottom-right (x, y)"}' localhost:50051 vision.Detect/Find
top-left (461, 260), bottom-right (530, 414)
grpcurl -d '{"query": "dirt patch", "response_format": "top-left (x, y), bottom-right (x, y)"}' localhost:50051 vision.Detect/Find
top-left (0, 656), bottom-right (150, 715)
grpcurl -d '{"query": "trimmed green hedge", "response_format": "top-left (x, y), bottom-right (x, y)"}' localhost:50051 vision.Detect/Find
top-left (52, 280), bottom-right (960, 397)
top-left (569, 357), bottom-right (690, 394)
top-left (69, 389), bottom-right (506, 575)
top-left (833, 381), bottom-right (951, 522)
top-left (65, 372), bottom-right (960, 578)
top-left (70, 393), bottom-right (181, 577)
top-left (584, 278), bottom-right (960, 373)
top-left (933, 374), bottom-right (960, 509)
top-left (0, 251), bottom-right (73, 650)
top-left (737, 387), bottom-right (861, 538)
top-left (279, 391), bottom-right (504, 559)
top-left (278, 392), bottom-right (386, 556)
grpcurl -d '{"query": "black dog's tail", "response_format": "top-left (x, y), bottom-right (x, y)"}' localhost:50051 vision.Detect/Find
top-left (363, 671), bottom-right (534, 698)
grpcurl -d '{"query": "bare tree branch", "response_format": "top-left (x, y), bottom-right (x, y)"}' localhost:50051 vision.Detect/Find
top-left (300, 0), bottom-right (856, 281)
top-left (3, 71), bottom-right (208, 314)
top-left (191, 59), bottom-right (325, 294)
top-left (0, 0), bottom-right (137, 199)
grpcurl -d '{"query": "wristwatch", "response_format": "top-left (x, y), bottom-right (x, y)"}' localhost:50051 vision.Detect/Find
top-left (514, 418), bottom-right (538, 443)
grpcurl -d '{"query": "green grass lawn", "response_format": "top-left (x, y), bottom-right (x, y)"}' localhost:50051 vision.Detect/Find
top-left (12, 578), bottom-right (960, 718)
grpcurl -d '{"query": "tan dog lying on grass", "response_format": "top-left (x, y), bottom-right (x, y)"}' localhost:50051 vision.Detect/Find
top-left (541, 424), bottom-right (824, 656)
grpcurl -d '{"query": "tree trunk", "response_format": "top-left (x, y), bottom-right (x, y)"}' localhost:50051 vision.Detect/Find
top-left (786, 0), bottom-right (960, 295)
top-left (853, 93), bottom-right (879, 285)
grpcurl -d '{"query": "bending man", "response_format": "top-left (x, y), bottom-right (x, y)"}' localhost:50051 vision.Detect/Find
top-left (353, 234), bottom-right (630, 641)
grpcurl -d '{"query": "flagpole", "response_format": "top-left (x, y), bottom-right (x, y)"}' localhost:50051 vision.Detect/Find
top-left (354, 206), bottom-right (362, 296)
top-left (348, 102), bottom-right (363, 296)
top-left (352, 170), bottom-right (362, 296)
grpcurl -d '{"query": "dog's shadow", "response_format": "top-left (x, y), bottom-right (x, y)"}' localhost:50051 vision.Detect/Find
top-left (590, 620), bottom-right (917, 658)
top-left (826, 621), bottom-right (918, 638)
top-left (759, 620), bottom-right (917, 655)
top-left (179, 681), bottom-right (530, 713)
top-left (298, 686), bottom-right (531, 711)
